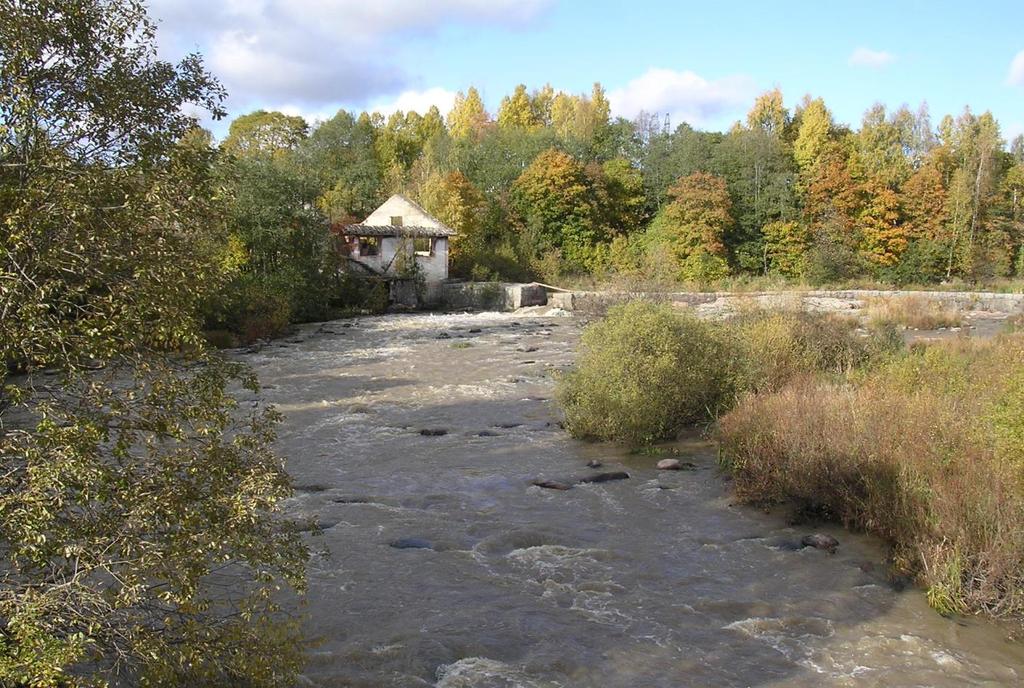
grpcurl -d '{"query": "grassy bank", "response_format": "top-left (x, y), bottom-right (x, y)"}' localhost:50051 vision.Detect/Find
top-left (718, 335), bottom-right (1024, 619)
top-left (558, 301), bottom-right (1024, 621)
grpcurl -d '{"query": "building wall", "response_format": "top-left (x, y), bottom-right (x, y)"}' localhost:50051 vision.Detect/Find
top-left (364, 196), bottom-right (445, 229)
top-left (416, 238), bottom-right (448, 282)
top-left (350, 236), bottom-right (449, 283)
top-left (353, 196), bottom-right (451, 282)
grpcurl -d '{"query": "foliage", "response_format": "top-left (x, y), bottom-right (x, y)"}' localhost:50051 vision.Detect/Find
top-left (646, 172), bottom-right (732, 281)
top-left (419, 170), bottom-right (487, 276)
top-left (762, 221), bottom-right (810, 277)
top-left (209, 79), bottom-right (1024, 289)
top-left (557, 302), bottom-right (738, 446)
top-left (511, 148), bottom-right (604, 273)
top-left (717, 335), bottom-right (1024, 620)
top-left (0, 1), bottom-right (306, 685)
top-left (222, 110), bottom-right (308, 159)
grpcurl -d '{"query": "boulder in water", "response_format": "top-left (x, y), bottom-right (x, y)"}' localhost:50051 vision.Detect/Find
top-left (389, 537), bottom-right (433, 550)
top-left (585, 459), bottom-right (603, 468)
top-left (579, 471), bottom-right (630, 484)
top-left (801, 533), bottom-right (840, 553)
top-left (531, 479), bottom-right (573, 491)
top-left (419, 428), bottom-right (448, 437)
top-left (657, 458), bottom-right (682, 470)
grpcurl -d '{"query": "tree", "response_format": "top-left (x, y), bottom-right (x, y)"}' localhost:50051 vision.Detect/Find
top-left (447, 86), bottom-right (489, 139)
top-left (511, 148), bottom-right (602, 272)
top-left (647, 172), bottom-right (733, 280)
top-left (222, 110), bottom-right (309, 158)
top-left (596, 157), bottom-right (648, 235)
top-left (0, 2), bottom-right (306, 685)
top-left (746, 88), bottom-right (788, 138)
top-left (900, 165), bottom-right (948, 241)
top-left (859, 177), bottom-right (906, 266)
top-left (297, 109), bottom-right (382, 222)
top-left (497, 84), bottom-right (538, 130)
top-left (855, 104), bottom-right (914, 188)
top-left (762, 220), bottom-right (811, 277)
top-left (793, 97), bottom-right (832, 173)
top-left (419, 171), bottom-right (488, 274)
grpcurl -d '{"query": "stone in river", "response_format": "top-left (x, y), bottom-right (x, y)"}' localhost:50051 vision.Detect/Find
top-left (531, 479), bottom-right (573, 491)
top-left (657, 458), bottom-right (682, 470)
top-left (389, 537), bottom-right (433, 550)
top-left (419, 428), bottom-right (448, 437)
top-left (800, 533), bottom-right (840, 553)
top-left (585, 459), bottom-right (603, 469)
top-left (579, 471), bottom-right (630, 484)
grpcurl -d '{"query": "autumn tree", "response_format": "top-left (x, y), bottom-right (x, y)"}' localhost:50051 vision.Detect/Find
top-left (0, 1), bottom-right (306, 685)
top-left (900, 164), bottom-right (948, 241)
top-left (858, 177), bottom-right (906, 266)
top-left (762, 220), bottom-right (811, 277)
top-left (793, 96), bottom-right (833, 173)
top-left (746, 88), bottom-right (788, 139)
top-left (647, 172), bottom-right (733, 280)
top-left (595, 157), bottom-right (648, 234)
top-left (222, 109), bottom-right (308, 158)
top-left (497, 84), bottom-right (539, 130)
top-left (447, 86), bottom-right (489, 139)
top-left (511, 148), bottom-right (602, 273)
top-left (419, 170), bottom-right (488, 274)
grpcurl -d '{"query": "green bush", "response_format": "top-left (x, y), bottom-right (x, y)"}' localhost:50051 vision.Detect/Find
top-left (557, 301), bottom-right (738, 445)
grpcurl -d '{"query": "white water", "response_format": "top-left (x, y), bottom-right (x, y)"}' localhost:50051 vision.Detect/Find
top-left (240, 311), bottom-right (1024, 687)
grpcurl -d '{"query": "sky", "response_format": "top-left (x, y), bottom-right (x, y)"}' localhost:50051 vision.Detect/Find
top-left (148, 0), bottom-right (1024, 143)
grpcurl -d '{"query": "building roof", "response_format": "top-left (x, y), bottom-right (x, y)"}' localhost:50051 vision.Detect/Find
top-left (343, 224), bottom-right (456, 238)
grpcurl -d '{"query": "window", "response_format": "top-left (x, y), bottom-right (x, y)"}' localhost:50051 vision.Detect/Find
top-left (413, 237), bottom-right (434, 256)
top-left (390, 215), bottom-right (403, 226)
top-left (358, 236), bottom-right (380, 256)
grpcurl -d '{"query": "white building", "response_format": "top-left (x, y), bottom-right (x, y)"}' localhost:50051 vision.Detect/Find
top-left (343, 195), bottom-right (455, 284)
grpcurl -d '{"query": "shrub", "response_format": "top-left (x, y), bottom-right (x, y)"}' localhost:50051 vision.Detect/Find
top-left (731, 309), bottom-right (902, 393)
top-left (717, 334), bottom-right (1024, 619)
top-left (865, 295), bottom-right (962, 330)
top-left (557, 302), bottom-right (738, 445)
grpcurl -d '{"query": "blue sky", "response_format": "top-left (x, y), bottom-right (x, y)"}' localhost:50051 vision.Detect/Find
top-left (149, 0), bottom-right (1024, 142)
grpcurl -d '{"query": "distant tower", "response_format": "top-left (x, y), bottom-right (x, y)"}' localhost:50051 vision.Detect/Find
top-left (663, 113), bottom-right (671, 134)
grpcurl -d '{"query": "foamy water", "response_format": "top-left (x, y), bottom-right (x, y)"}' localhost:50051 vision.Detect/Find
top-left (239, 311), bottom-right (1024, 687)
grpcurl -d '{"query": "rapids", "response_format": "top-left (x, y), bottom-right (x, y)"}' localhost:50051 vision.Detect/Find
top-left (239, 311), bottom-right (1024, 687)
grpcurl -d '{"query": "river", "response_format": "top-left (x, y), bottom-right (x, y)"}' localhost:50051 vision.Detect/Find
top-left (240, 311), bottom-right (1024, 687)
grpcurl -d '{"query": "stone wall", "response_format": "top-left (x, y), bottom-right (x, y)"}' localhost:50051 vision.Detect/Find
top-left (436, 283), bottom-right (1024, 316)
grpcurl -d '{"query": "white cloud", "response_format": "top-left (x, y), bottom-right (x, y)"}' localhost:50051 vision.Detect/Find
top-left (848, 47), bottom-right (896, 69)
top-left (608, 68), bottom-right (757, 128)
top-left (148, 0), bottom-right (550, 111)
top-left (1007, 50), bottom-right (1024, 87)
top-left (365, 88), bottom-right (459, 118)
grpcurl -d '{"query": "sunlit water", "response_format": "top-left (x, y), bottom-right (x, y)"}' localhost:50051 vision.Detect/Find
top-left (237, 312), bottom-right (1024, 687)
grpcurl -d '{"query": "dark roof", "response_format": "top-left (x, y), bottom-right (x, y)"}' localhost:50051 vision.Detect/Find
top-left (343, 224), bottom-right (456, 238)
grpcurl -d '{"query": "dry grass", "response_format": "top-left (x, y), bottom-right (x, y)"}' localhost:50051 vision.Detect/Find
top-left (865, 295), bottom-right (963, 330)
top-left (717, 335), bottom-right (1024, 619)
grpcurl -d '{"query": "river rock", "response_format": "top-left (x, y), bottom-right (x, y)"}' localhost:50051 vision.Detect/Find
top-left (389, 537), bottom-right (433, 550)
top-left (657, 458), bottom-right (682, 470)
top-left (801, 533), bottom-right (840, 553)
top-left (435, 332), bottom-right (451, 339)
top-left (585, 459), bottom-right (603, 468)
top-left (419, 428), bottom-right (448, 437)
top-left (531, 479), bottom-right (573, 491)
top-left (579, 471), bottom-right (630, 484)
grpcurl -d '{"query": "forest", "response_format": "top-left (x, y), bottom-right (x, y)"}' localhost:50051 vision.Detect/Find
top-left (210, 82), bottom-right (1024, 338)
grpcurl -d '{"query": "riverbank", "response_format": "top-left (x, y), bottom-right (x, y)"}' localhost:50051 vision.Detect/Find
top-left (238, 311), bottom-right (1023, 686)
